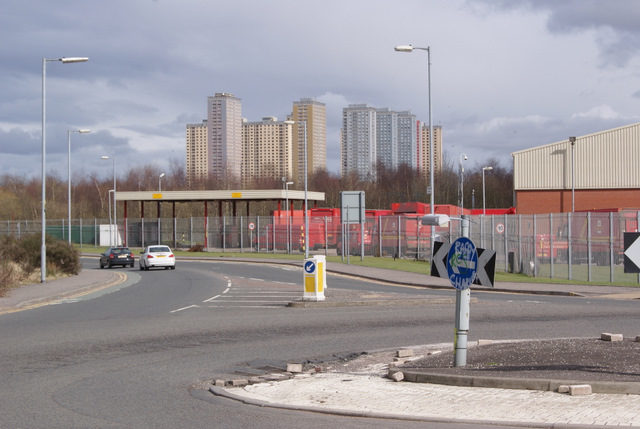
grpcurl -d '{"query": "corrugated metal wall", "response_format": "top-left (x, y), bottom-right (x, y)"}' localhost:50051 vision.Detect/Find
top-left (513, 122), bottom-right (640, 190)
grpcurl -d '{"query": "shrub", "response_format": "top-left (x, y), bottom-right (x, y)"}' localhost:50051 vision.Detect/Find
top-left (0, 234), bottom-right (80, 290)
top-left (188, 244), bottom-right (205, 252)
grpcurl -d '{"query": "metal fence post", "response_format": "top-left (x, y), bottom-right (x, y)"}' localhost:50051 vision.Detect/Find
top-left (17, 222), bottom-right (21, 239)
top-left (240, 216), bottom-right (244, 253)
top-left (257, 217), bottom-right (261, 253)
top-left (378, 216), bottom-right (382, 257)
top-left (190, 217), bottom-right (193, 248)
top-left (223, 216), bottom-right (226, 252)
top-left (609, 212), bottom-right (614, 283)
top-left (587, 212), bottom-right (592, 282)
top-left (94, 218), bottom-right (97, 247)
top-left (550, 213), bottom-right (554, 279)
top-left (272, 215), bottom-right (275, 253)
top-left (80, 218), bottom-right (83, 248)
top-left (517, 214), bottom-right (522, 273)
top-left (504, 214), bottom-right (508, 272)
top-left (568, 212), bottom-right (572, 280)
top-left (397, 215), bottom-right (401, 258)
top-left (533, 214), bottom-right (538, 277)
top-left (324, 216), bottom-right (328, 257)
top-left (491, 215), bottom-right (495, 250)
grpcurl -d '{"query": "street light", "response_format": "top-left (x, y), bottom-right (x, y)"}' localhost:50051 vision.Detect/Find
top-left (101, 155), bottom-right (117, 245)
top-left (107, 189), bottom-right (114, 247)
top-left (394, 44), bottom-right (434, 215)
top-left (569, 136), bottom-right (576, 212)
top-left (459, 153), bottom-right (468, 213)
top-left (67, 129), bottom-right (91, 244)
top-left (159, 172), bottom-right (165, 192)
top-left (282, 177), bottom-right (294, 253)
top-left (482, 166), bottom-right (493, 216)
top-left (41, 56), bottom-right (89, 283)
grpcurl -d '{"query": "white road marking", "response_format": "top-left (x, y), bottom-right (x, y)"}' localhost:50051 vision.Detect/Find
top-left (170, 305), bottom-right (199, 313)
top-left (203, 295), bottom-right (221, 303)
top-left (206, 305), bottom-right (281, 309)
top-left (221, 295), bottom-right (298, 298)
top-left (223, 288), bottom-right (230, 294)
top-left (208, 300), bottom-right (291, 303)
top-left (249, 278), bottom-right (264, 282)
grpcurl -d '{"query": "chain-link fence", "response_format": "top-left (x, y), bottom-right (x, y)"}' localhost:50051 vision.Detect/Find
top-left (2, 210), bottom-right (639, 283)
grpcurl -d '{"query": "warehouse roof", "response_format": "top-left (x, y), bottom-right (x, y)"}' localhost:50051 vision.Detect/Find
top-left (115, 189), bottom-right (325, 202)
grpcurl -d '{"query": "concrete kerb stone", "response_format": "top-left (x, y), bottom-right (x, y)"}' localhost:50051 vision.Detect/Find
top-left (208, 384), bottom-right (566, 428)
top-left (399, 369), bottom-right (640, 395)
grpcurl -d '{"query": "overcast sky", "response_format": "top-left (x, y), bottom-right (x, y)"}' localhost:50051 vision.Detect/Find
top-left (2, 0), bottom-right (640, 182)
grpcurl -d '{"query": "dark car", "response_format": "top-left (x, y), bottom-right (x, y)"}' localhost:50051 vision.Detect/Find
top-left (100, 247), bottom-right (135, 269)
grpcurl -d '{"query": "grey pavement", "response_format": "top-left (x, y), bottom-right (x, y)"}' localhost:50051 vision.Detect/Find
top-left (4, 254), bottom-right (640, 426)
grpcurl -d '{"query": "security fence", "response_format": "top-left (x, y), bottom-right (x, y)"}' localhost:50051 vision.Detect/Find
top-left (3, 210), bottom-right (639, 283)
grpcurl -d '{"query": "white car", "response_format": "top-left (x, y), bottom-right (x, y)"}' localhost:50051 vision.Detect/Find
top-left (139, 245), bottom-right (176, 270)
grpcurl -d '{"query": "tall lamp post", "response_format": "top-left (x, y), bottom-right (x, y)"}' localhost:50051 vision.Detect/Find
top-left (159, 172), bottom-right (165, 192)
top-left (394, 44), bottom-right (434, 215)
top-left (482, 166), bottom-right (493, 216)
top-left (41, 56), bottom-right (89, 283)
top-left (67, 129), bottom-right (91, 244)
top-left (282, 178), bottom-right (294, 253)
top-left (459, 153), bottom-right (468, 213)
top-left (101, 156), bottom-right (117, 245)
top-left (395, 43), bottom-right (436, 257)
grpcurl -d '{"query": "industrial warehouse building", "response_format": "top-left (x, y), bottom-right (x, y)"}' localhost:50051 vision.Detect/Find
top-left (512, 122), bottom-right (640, 214)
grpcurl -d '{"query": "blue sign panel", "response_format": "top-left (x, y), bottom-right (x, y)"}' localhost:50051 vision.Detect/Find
top-left (447, 237), bottom-right (478, 290)
top-left (304, 260), bottom-right (316, 274)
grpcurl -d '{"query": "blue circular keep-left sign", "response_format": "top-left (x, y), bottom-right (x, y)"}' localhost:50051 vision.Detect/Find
top-left (447, 237), bottom-right (478, 290)
top-left (304, 260), bottom-right (316, 274)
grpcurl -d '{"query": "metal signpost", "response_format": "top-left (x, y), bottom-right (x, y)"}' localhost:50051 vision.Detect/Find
top-left (340, 191), bottom-right (365, 262)
top-left (446, 217), bottom-right (478, 367)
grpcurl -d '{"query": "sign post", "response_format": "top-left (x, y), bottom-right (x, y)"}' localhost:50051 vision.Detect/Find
top-left (447, 216), bottom-right (477, 367)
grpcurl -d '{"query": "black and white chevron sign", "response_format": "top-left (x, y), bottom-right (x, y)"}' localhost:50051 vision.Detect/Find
top-left (431, 241), bottom-right (496, 287)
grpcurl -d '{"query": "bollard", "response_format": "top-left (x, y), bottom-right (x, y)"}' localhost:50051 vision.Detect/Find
top-left (303, 257), bottom-right (325, 301)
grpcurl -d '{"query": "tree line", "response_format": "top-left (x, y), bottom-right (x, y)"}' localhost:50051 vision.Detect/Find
top-left (0, 156), bottom-right (513, 221)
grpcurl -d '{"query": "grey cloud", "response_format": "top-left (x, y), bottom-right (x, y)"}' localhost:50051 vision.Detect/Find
top-left (474, 0), bottom-right (640, 66)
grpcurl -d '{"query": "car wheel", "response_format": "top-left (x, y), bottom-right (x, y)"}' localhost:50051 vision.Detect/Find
top-left (107, 262), bottom-right (112, 269)
top-left (139, 263), bottom-right (144, 271)
top-left (99, 262), bottom-right (104, 269)
top-left (145, 266), bottom-right (150, 271)
top-left (170, 266), bottom-right (175, 270)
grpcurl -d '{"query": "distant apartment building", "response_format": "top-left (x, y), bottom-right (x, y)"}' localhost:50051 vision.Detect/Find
top-left (418, 123), bottom-right (443, 178)
top-left (290, 98), bottom-right (326, 185)
top-left (341, 104), bottom-right (377, 180)
top-left (207, 93), bottom-right (242, 181)
top-left (241, 117), bottom-right (293, 186)
top-left (397, 111), bottom-right (417, 168)
top-left (186, 120), bottom-right (208, 186)
top-left (375, 109), bottom-right (398, 169)
top-left (342, 105), bottom-right (422, 179)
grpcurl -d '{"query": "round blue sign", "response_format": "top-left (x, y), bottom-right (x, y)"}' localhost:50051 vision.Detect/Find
top-left (304, 260), bottom-right (316, 274)
top-left (447, 237), bottom-right (478, 290)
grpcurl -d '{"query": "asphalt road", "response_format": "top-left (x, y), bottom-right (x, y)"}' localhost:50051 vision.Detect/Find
top-left (0, 258), bottom-right (638, 428)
